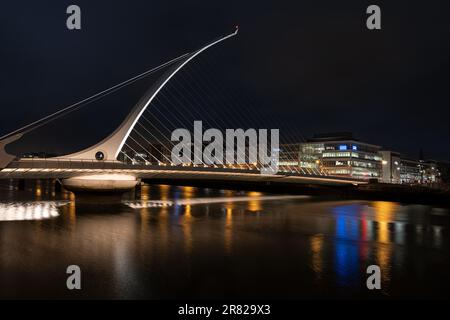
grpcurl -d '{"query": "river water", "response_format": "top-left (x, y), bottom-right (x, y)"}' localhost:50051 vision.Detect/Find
top-left (0, 180), bottom-right (449, 299)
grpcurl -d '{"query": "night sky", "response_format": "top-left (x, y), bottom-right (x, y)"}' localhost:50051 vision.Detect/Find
top-left (1, 0), bottom-right (450, 160)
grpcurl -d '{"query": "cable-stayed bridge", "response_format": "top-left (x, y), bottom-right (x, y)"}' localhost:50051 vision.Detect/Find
top-left (0, 28), bottom-right (366, 192)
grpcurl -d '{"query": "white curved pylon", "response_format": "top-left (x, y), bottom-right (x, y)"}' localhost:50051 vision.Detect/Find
top-left (59, 29), bottom-right (238, 162)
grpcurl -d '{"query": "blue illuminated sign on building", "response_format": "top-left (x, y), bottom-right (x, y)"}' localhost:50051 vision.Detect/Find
top-left (339, 145), bottom-right (348, 151)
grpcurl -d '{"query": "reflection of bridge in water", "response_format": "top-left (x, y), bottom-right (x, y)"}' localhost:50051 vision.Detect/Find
top-left (0, 28), bottom-right (366, 192)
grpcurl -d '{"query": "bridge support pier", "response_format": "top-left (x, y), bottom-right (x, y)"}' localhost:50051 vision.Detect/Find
top-left (61, 174), bottom-right (138, 194)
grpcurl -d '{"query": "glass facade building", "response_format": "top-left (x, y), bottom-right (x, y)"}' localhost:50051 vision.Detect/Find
top-left (282, 132), bottom-right (383, 180)
top-left (280, 132), bottom-right (442, 184)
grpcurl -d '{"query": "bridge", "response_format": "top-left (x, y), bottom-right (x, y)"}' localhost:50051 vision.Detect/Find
top-left (0, 28), bottom-right (366, 193)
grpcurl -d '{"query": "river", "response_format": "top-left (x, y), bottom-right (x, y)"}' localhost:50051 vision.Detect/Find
top-left (0, 180), bottom-right (449, 299)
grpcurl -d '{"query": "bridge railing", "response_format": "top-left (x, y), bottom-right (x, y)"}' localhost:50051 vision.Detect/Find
top-left (8, 158), bottom-right (131, 170)
top-left (4, 157), bottom-right (360, 179)
top-left (0, 157), bottom-right (372, 185)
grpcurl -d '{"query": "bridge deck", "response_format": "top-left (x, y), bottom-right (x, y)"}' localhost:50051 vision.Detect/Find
top-left (0, 159), bottom-right (367, 187)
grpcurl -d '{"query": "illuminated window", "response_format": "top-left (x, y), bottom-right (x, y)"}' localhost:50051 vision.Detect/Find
top-left (322, 152), bottom-right (351, 158)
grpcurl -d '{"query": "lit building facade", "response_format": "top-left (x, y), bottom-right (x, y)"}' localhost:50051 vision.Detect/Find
top-left (398, 158), bottom-right (440, 185)
top-left (278, 143), bottom-right (301, 172)
top-left (279, 133), bottom-right (443, 184)
top-left (399, 158), bottom-right (421, 184)
top-left (295, 133), bottom-right (383, 180)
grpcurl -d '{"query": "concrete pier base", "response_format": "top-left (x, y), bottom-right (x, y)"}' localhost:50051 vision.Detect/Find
top-left (61, 174), bottom-right (138, 194)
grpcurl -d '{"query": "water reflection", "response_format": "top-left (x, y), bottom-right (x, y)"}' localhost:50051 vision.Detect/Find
top-left (0, 201), bottom-right (69, 221)
top-left (310, 234), bottom-right (324, 280)
top-left (0, 183), bottom-right (449, 299)
top-left (224, 206), bottom-right (233, 255)
top-left (159, 184), bottom-right (170, 201)
top-left (247, 191), bottom-right (262, 212)
top-left (60, 199), bottom-right (77, 229)
top-left (141, 185), bottom-right (150, 201)
top-left (326, 200), bottom-right (450, 292)
top-left (330, 202), bottom-right (395, 288)
top-left (124, 194), bottom-right (307, 208)
top-left (183, 204), bottom-right (193, 255)
top-left (35, 180), bottom-right (42, 198)
top-left (181, 186), bottom-right (196, 199)
top-left (333, 205), bottom-right (360, 285)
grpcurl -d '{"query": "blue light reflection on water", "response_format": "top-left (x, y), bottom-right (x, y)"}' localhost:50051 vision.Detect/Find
top-left (333, 205), bottom-right (361, 286)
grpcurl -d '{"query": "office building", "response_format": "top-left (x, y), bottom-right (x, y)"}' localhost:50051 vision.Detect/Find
top-left (294, 132), bottom-right (383, 179)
